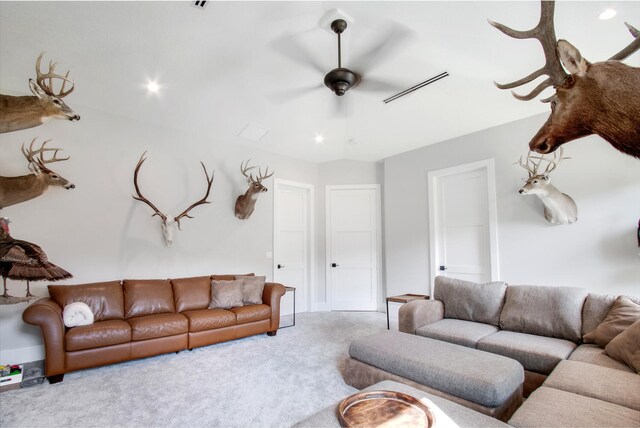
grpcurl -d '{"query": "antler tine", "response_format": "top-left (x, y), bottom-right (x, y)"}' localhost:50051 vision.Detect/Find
top-left (490, 1), bottom-right (568, 100)
top-left (132, 152), bottom-right (167, 221)
top-left (516, 151), bottom-right (539, 178)
top-left (240, 159), bottom-right (258, 182)
top-left (542, 147), bottom-right (570, 175)
top-left (256, 166), bottom-right (274, 182)
top-left (21, 138), bottom-right (69, 171)
top-left (609, 22), bottom-right (640, 61)
top-left (174, 162), bottom-right (214, 229)
top-left (35, 52), bottom-right (75, 97)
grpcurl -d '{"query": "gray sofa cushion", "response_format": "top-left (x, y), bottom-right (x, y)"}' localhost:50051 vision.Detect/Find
top-left (416, 319), bottom-right (499, 348)
top-left (582, 294), bottom-right (640, 336)
top-left (544, 360), bottom-right (640, 411)
top-left (293, 380), bottom-right (510, 428)
top-left (499, 285), bottom-right (587, 343)
top-left (349, 330), bottom-right (524, 408)
top-left (433, 276), bottom-right (507, 326)
top-left (568, 344), bottom-right (635, 373)
top-left (508, 387), bottom-right (640, 428)
top-left (477, 330), bottom-right (576, 374)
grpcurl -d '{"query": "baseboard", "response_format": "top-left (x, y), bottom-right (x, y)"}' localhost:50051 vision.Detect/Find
top-left (0, 345), bottom-right (44, 364)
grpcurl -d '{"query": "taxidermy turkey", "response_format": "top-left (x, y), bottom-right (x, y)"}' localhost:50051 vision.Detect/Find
top-left (0, 217), bottom-right (72, 303)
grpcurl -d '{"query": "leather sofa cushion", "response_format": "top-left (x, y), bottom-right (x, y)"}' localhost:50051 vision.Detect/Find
top-left (433, 276), bottom-right (507, 326)
top-left (65, 319), bottom-right (131, 351)
top-left (128, 313), bottom-right (188, 341)
top-left (123, 279), bottom-right (175, 319)
top-left (500, 285), bottom-right (587, 343)
top-left (230, 304), bottom-right (271, 325)
top-left (172, 276), bottom-right (211, 313)
top-left (182, 309), bottom-right (237, 332)
top-left (49, 281), bottom-right (124, 321)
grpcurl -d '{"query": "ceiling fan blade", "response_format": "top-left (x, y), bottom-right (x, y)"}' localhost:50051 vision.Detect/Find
top-left (269, 31), bottom-right (326, 74)
top-left (265, 83), bottom-right (324, 104)
top-left (350, 21), bottom-right (417, 74)
top-left (356, 77), bottom-right (404, 93)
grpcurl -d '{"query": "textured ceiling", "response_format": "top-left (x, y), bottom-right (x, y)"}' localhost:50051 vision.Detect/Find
top-left (1, 1), bottom-right (638, 163)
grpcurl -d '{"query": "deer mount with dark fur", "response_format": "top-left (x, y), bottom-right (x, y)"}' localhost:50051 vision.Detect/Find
top-left (0, 53), bottom-right (80, 134)
top-left (490, 1), bottom-right (640, 158)
top-left (234, 160), bottom-right (274, 220)
top-left (132, 152), bottom-right (214, 246)
top-left (0, 138), bottom-right (75, 209)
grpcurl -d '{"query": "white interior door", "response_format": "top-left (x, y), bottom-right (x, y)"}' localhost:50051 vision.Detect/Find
top-left (274, 180), bottom-right (313, 314)
top-left (327, 185), bottom-right (381, 311)
top-left (428, 160), bottom-right (499, 289)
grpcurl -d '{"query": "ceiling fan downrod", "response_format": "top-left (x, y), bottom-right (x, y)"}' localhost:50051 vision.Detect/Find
top-left (324, 19), bottom-right (358, 96)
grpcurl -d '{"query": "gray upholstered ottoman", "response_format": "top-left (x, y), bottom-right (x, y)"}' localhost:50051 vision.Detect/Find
top-left (292, 380), bottom-right (510, 428)
top-left (344, 330), bottom-right (524, 421)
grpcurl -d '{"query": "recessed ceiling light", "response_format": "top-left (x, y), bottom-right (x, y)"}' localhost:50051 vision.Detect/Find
top-left (598, 9), bottom-right (616, 20)
top-left (146, 80), bottom-right (160, 93)
top-left (314, 135), bottom-right (325, 144)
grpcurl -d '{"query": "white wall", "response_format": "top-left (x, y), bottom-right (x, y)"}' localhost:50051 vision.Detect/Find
top-left (0, 105), bottom-right (319, 362)
top-left (384, 113), bottom-right (640, 298)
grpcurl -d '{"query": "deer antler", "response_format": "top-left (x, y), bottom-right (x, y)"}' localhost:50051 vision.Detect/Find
top-left (174, 162), bottom-right (214, 229)
top-left (254, 166), bottom-right (274, 183)
top-left (35, 53), bottom-right (75, 98)
top-left (240, 159), bottom-right (258, 183)
top-left (516, 152), bottom-right (541, 178)
top-left (516, 148), bottom-right (570, 177)
top-left (489, 1), bottom-right (568, 101)
top-left (21, 138), bottom-right (70, 173)
top-left (132, 152), bottom-right (168, 222)
top-left (609, 23), bottom-right (640, 60)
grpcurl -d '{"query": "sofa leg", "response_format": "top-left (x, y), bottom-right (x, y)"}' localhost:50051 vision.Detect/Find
top-left (267, 331), bottom-right (277, 336)
top-left (189, 349), bottom-right (193, 352)
top-left (48, 374), bottom-right (64, 384)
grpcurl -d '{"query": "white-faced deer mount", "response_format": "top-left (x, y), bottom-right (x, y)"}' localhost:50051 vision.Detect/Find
top-left (0, 138), bottom-right (75, 209)
top-left (516, 148), bottom-right (577, 225)
top-left (0, 53), bottom-right (80, 134)
top-left (132, 152), bottom-right (214, 246)
top-left (234, 160), bottom-right (274, 220)
top-left (490, 1), bottom-right (640, 158)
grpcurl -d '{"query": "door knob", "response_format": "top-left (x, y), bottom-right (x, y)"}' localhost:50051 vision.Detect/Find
top-left (439, 265), bottom-right (447, 271)
top-left (277, 264), bottom-right (285, 269)
top-left (331, 263), bottom-right (339, 268)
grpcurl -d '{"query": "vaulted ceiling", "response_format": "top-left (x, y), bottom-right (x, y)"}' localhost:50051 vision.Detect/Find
top-left (1, 1), bottom-right (638, 163)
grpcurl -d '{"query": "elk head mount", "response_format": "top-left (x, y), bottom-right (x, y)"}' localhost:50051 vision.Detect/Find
top-left (132, 152), bottom-right (213, 246)
top-left (0, 53), bottom-right (80, 134)
top-left (0, 138), bottom-right (75, 209)
top-left (490, 1), bottom-right (640, 158)
top-left (516, 148), bottom-right (577, 225)
top-left (235, 160), bottom-right (274, 220)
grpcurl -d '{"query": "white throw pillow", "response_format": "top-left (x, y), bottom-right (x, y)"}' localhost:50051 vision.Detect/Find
top-left (63, 302), bottom-right (94, 327)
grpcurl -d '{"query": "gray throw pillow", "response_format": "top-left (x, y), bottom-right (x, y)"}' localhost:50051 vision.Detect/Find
top-left (209, 279), bottom-right (244, 309)
top-left (433, 276), bottom-right (507, 326)
top-left (583, 296), bottom-right (640, 347)
top-left (604, 319), bottom-right (640, 373)
top-left (235, 275), bottom-right (266, 305)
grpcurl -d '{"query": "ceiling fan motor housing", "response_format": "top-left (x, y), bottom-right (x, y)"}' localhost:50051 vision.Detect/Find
top-left (324, 67), bottom-right (358, 96)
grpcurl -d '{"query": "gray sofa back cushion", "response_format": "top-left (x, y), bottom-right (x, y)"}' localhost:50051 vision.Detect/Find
top-left (500, 285), bottom-right (587, 343)
top-left (433, 276), bottom-right (507, 326)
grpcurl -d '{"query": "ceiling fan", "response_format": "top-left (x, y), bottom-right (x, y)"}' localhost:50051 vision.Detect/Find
top-left (324, 19), bottom-right (359, 96)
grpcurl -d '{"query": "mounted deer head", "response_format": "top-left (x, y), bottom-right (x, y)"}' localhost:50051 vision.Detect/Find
top-left (0, 138), bottom-right (75, 209)
top-left (234, 160), bottom-right (274, 220)
top-left (0, 53), bottom-right (80, 134)
top-left (132, 152), bottom-right (213, 246)
top-left (516, 148), bottom-right (577, 225)
top-left (490, 1), bottom-right (640, 158)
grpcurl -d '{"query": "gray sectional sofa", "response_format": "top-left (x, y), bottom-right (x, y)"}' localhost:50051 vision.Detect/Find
top-left (395, 276), bottom-right (640, 427)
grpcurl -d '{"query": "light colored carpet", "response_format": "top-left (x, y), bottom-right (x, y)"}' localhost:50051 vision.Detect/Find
top-left (0, 311), bottom-right (386, 427)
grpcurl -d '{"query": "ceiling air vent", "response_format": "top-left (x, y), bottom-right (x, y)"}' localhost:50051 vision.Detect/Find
top-left (192, 1), bottom-right (208, 10)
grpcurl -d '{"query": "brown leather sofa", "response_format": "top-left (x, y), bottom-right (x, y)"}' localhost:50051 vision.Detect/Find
top-left (23, 274), bottom-right (286, 383)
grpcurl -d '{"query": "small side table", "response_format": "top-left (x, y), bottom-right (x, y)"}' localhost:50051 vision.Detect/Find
top-left (386, 294), bottom-right (430, 329)
top-left (280, 286), bottom-right (296, 328)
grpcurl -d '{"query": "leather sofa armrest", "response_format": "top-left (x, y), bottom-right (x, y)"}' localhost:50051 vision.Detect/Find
top-left (263, 282), bottom-right (286, 331)
top-left (399, 299), bottom-right (444, 334)
top-left (22, 298), bottom-right (66, 377)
